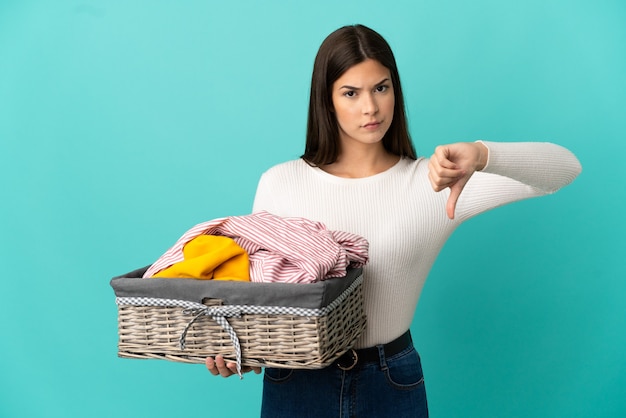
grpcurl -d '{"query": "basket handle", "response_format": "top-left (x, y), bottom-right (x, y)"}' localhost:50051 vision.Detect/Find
top-left (180, 303), bottom-right (244, 379)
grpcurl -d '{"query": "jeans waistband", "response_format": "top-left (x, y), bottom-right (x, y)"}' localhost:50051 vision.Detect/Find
top-left (336, 330), bottom-right (412, 370)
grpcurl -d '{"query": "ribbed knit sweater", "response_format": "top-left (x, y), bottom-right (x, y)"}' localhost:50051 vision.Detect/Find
top-left (252, 141), bottom-right (582, 348)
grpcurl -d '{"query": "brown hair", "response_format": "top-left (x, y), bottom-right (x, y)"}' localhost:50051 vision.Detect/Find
top-left (302, 24), bottom-right (416, 165)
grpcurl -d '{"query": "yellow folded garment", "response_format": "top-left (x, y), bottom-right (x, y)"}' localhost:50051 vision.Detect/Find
top-left (151, 235), bottom-right (250, 281)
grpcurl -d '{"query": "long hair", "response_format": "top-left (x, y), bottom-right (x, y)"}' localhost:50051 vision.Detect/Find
top-left (302, 24), bottom-right (416, 165)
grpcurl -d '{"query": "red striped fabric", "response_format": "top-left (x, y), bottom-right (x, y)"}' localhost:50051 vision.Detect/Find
top-left (143, 211), bottom-right (369, 283)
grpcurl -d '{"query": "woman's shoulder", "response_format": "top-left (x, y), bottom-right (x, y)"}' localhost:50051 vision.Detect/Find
top-left (261, 158), bottom-right (309, 176)
top-left (258, 158), bottom-right (315, 185)
top-left (397, 156), bottom-right (428, 173)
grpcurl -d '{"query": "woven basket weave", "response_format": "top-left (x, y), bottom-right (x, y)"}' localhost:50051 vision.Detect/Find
top-left (113, 269), bottom-right (366, 370)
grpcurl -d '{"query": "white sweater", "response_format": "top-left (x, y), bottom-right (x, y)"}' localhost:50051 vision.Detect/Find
top-left (252, 141), bottom-right (582, 348)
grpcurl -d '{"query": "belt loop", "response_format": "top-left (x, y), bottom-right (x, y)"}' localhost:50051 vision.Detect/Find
top-left (376, 344), bottom-right (388, 371)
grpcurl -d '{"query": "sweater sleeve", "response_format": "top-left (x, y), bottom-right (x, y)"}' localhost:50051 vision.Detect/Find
top-left (454, 141), bottom-right (582, 221)
top-left (252, 171), bottom-right (276, 214)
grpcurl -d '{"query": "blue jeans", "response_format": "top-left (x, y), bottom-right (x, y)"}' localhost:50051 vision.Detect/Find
top-left (261, 342), bottom-right (428, 417)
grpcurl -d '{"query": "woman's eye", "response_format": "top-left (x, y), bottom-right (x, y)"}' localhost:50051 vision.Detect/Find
top-left (344, 91), bottom-right (356, 97)
top-left (376, 85), bottom-right (388, 92)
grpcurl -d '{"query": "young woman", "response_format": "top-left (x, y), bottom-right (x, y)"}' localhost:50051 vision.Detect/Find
top-left (206, 24), bottom-right (582, 417)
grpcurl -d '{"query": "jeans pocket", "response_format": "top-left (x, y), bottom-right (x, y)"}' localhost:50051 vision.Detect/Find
top-left (263, 367), bottom-right (295, 384)
top-left (384, 347), bottom-right (425, 391)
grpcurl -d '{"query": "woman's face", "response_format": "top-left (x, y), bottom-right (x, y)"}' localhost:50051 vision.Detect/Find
top-left (331, 59), bottom-right (394, 151)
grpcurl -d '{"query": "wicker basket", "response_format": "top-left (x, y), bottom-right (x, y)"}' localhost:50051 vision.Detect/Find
top-left (111, 266), bottom-right (366, 372)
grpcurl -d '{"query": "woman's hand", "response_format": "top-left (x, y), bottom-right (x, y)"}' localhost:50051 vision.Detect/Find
top-left (205, 355), bottom-right (262, 377)
top-left (428, 142), bottom-right (489, 219)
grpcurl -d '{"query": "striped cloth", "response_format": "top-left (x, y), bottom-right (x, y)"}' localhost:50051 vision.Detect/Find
top-left (143, 211), bottom-right (369, 283)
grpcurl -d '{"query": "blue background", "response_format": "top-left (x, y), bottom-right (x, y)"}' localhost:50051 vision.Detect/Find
top-left (1, 1), bottom-right (624, 417)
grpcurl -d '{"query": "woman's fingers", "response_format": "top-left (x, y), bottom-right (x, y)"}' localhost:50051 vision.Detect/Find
top-left (446, 177), bottom-right (470, 219)
top-left (429, 142), bottom-right (489, 218)
top-left (205, 356), bottom-right (263, 377)
top-left (432, 145), bottom-right (459, 169)
top-left (428, 159), bottom-right (464, 191)
top-left (215, 355), bottom-right (236, 377)
top-left (206, 355), bottom-right (235, 377)
top-left (205, 356), bottom-right (220, 376)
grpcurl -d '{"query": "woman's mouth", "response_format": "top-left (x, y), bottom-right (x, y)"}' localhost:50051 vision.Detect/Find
top-left (363, 121), bottom-right (381, 130)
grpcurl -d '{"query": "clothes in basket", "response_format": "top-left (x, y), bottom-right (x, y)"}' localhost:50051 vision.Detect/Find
top-left (143, 211), bottom-right (369, 283)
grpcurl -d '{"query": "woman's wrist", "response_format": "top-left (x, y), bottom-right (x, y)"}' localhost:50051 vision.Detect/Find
top-left (474, 141), bottom-right (489, 171)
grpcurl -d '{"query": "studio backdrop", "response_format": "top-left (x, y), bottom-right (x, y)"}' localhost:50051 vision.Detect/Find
top-left (0, 1), bottom-right (624, 417)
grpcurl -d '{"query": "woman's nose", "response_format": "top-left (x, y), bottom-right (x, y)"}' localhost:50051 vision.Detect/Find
top-left (362, 94), bottom-right (378, 115)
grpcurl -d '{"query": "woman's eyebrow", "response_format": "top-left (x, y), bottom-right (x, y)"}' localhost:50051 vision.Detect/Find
top-left (338, 78), bottom-right (390, 90)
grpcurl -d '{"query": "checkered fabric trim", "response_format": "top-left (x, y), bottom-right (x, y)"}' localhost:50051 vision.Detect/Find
top-left (115, 274), bottom-right (363, 377)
